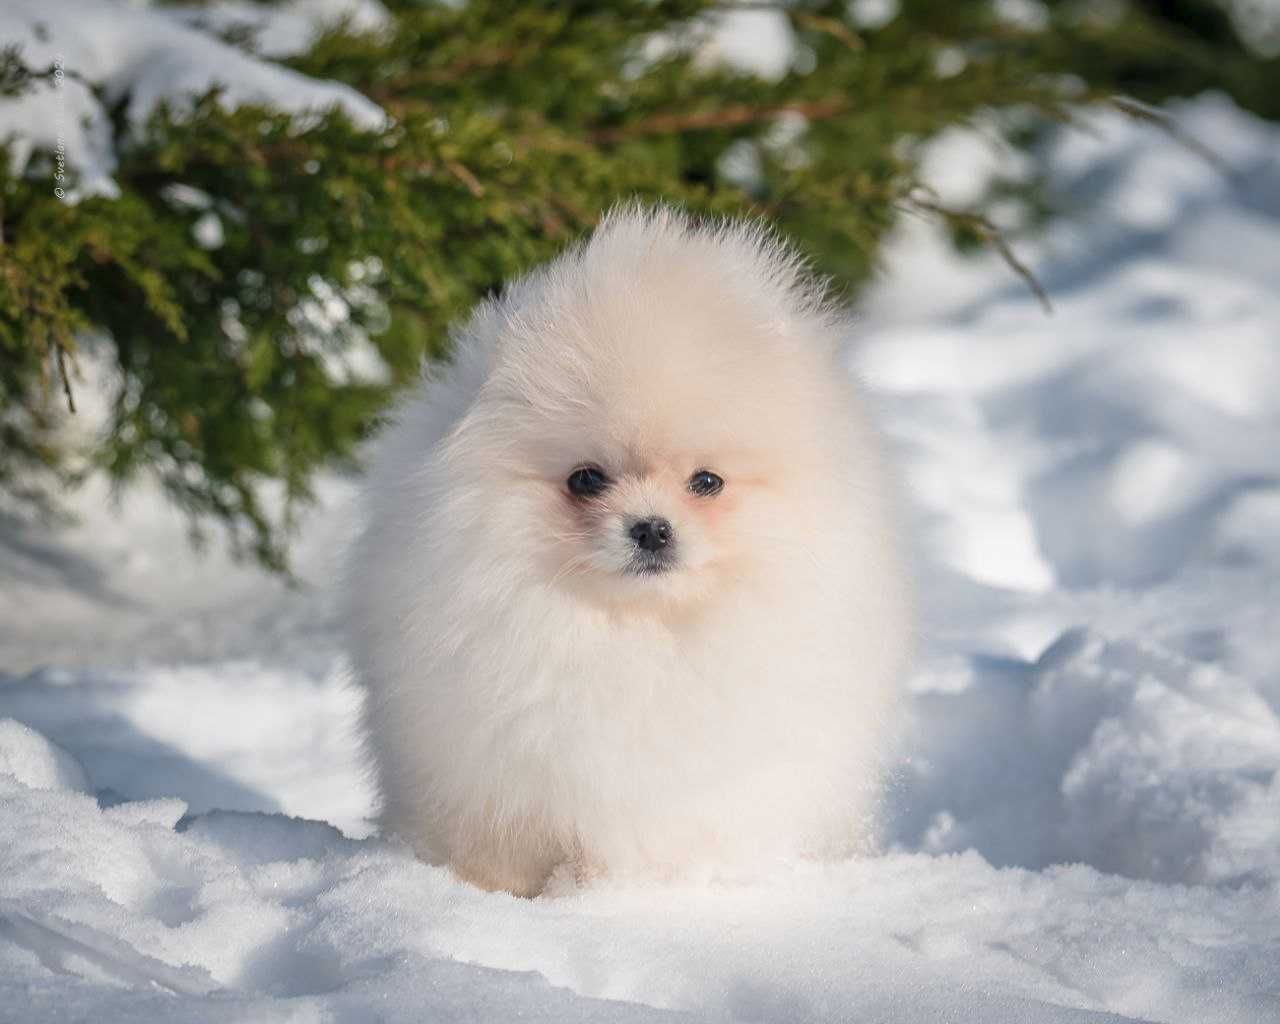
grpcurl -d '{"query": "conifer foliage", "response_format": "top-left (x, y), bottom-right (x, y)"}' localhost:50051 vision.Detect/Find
top-left (2, 0), bottom-right (1275, 569)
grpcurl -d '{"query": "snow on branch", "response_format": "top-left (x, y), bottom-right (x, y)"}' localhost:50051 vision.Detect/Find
top-left (0, 0), bottom-right (387, 199)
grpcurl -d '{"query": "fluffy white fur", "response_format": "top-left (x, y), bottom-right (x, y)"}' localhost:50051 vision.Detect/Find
top-left (345, 205), bottom-right (912, 896)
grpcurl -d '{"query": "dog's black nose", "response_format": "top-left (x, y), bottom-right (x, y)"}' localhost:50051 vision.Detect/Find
top-left (629, 517), bottom-right (673, 552)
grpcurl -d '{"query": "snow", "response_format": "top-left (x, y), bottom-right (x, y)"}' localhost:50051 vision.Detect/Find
top-left (0, 719), bottom-right (88, 794)
top-left (701, 9), bottom-right (795, 81)
top-left (166, 0), bottom-right (391, 61)
top-left (2, 661), bottom-right (372, 835)
top-left (2, 94), bottom-right (1280, 1021)
top-left (0, 0), bottom-right (385, 199)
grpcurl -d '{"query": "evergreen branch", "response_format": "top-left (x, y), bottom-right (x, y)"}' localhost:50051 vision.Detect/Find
top-left (590, 97), bottom-right (850, 142)
top-left (370, 47), bottom-right (521, 96)
top-left (55, 342), bottom-right (76, 414)
top-left (906, 193), bottom-right (1052, 314)
top-left (791, 12), bottom-right (864, 52)
top-left (1109, 96), bottom-right (1236, 176)
top-left (444, 159), bottom-right (484, 197)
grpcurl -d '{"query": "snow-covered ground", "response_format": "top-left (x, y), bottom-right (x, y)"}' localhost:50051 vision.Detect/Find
top-left (3, 78), bottom-right (1280, 1024)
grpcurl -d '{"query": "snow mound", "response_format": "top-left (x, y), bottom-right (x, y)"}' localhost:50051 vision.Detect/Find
top-left (2, 741), bottom-right (1278, 1023)
top-left (0, 0), bottom-right (385, 198)
top-left (0, 718), bottom-right (89, 793)
top-left (2, 659), bottom-right (374, 836)
top-left (894, 627), bottom-right (1280, 887)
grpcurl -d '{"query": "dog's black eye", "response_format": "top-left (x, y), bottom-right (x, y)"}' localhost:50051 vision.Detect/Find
top-left (688, 470), bottom-right (724, 497)
top-left (567, 465), bottom-right (610, 498)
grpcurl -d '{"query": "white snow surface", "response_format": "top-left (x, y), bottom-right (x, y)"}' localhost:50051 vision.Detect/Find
top-left (0, 0), bottom-right (385, 199)
top-left (2, 94), bottom-right (1280, 1022)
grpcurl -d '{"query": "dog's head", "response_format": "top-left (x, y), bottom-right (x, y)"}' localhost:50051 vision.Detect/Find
top-left (442, 207), bottom-right (858, 611)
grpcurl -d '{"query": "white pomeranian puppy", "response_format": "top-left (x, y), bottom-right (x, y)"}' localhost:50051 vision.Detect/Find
top-left (345, 204), bottom-right (911, 896)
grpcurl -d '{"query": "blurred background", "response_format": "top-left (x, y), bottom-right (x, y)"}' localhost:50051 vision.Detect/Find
top-left (1, 3), bottom-right (1279, 1020)
top-left (2, 0), bottom-right (1277, 576)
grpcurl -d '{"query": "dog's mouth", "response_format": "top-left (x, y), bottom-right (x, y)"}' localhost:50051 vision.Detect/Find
top-left (623, 551), bottom-right (678, 576)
